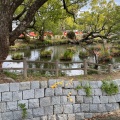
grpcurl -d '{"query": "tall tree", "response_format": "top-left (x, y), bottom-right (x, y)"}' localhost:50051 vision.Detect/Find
top-left (77, 0), bottom-right (120, 42)
top-left (0, 0), bottom-right (88, 66)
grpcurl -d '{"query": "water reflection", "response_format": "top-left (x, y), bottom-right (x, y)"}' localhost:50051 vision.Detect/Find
top-left (2, 45), bottom-right (120, 76)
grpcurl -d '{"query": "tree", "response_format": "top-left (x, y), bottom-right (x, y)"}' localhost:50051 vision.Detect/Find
top-left (0, 0), bottom-right (88, 67)
top-left (77, 0), bottom-right (120, 42)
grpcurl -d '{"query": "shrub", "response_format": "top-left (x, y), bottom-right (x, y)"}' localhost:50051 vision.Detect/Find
top-left (12, 53), bottom-right (24, 60)
top-left (18, 103), bottom-right (27, 119)
top-left (79, 50), bottom-right (89, 58)
top-left (40, 50), bottom-right (52, 57)
top-left (101, 81), bottom-right (119, 95)
top-left (60, 50), bottom-right (73, 60)
top-left (84, 84), bottom-right (92, 97)
top-left (67, 31), bottom-right (76, 40)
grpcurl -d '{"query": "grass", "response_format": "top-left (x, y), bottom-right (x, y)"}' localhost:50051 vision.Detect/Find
top-left (101, 81), bottom-right (119, 95)
top-left (3, 71), bottom-right (19, 80)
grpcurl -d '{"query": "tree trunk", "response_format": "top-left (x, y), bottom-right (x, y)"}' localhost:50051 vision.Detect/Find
top-left (0, 10), bottom-right (10, 69)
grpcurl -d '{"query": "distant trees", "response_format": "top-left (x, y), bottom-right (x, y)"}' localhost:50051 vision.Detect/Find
top-left (77, 0), bottom-right (120, 42)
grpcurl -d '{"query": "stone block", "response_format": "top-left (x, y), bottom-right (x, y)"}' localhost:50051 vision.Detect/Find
top-left (56, 114), bottom-right (67, 120)
top-left (41, 116), bottom-right (47, 120)
top-left (40, 97), bottom-right (51, 107)
top-left (108, 95), bottom-right (116, 103)
top-left (64, 80), bottom-right (74, 88)
top-left (13, 110), bottom-right (22, 120)
top-left (115, 94), bottom-right (120, 102)
top-left (60, 96), bottom-right (68, 104)
top-left (2, 92), bottom-right (12, 101)
top-left (75, 113), bottom-right (84, 120)
top-left (2, 112), bottom-right (13, 120)
top-left (19, 82), bottom-right (30, 90)
top-left (29, 99), bottom-right (39, 108)
top-left (48, 115), bottom-right (56, 120)
top-left (93, 96), bottom-right (101, 103)
top-left (105, 103), bottom-right (114, 112)
top-left (97, 81), bottom-right (102, 88)
top-left (0, 83), bottom-right (9, 92)
top-left (89, 81), bottom-right (98, 88)
top-left (32, 117), bottom-right (40, 120)
top-left (26, 109), bottom-right (33, 119)
top-left (68, 114), bottom-right (75, 120)
top-left (90, 104), bottom-right (98, 113)
top-left (35, 88), bottom-right (44, 98)
top-left (81, 81), bottom-right (89, 87)
top-left (84, 113), bottom-right (93, 119)
top-left (78, 89), bottom-right (86, 95)
top-left (0, 92), bottom-right (1, 101)
top-left (45, 88), bottom-right (54, 96)
top-left (73, 81), bottom-right (81, 88)
top-left (94, 89), bottom-right (102, 95)
top-left (100, 96), bottom-right (109, 103)
top-left (55, 87), bottom-right (62, 96)
top-left (33, 107), bottom-right (44, 117)
top-left (63, 105), bottom-right (73, 113)
top-left (0, 102), bottom-right (6, 112)
top-left (40, 81), bottom-right (48, 88)
top-left (113, 103), bottom-right (119, 110)
top-left (10, 83), bottom-right (19, 91)
top-left (83, 96), bottom-right (92, 103)
top-left (7, 101), bottom-right (17, 111)
top-left (13, 91), bottom-right (22, 101)
top-left (67, 96), bottom-right (75, 104)
top-left (56, 79), bottom-right (64, 87)
top-left (31, 81), bottom-right (40, 89)
top-left (52, 96), bottom-right (60, 105)
top-left (73, 104), bottom-right (80, 113)
top-left (23, 89), bottom-right (34, 99)
top-left (48, 79), bottom-right (57, 87)
top-left (81, 104), bottom-right (89, 112)
top-left (44, 106), bottom-right (53, 115)
top-left (63, 89), bottom-right (76, 96)
top-left (98, 104), bottom-right (107, 112)
top-left (54, 105), bottom-right (63, 114)
top-left (76, 96), bottom-right (83, 103)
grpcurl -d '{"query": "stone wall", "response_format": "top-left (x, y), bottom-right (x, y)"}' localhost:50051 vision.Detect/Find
top-left (0, 79), bottom-right (120, 120)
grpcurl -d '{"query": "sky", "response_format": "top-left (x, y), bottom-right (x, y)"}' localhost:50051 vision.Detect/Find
top-left (81, 0), bottom-right (120, 11)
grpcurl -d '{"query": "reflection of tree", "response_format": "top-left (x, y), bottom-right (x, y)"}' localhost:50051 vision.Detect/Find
top-left (24, 50), bottom-right (31, 58)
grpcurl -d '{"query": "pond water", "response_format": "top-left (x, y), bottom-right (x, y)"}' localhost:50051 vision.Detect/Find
top-left (3, 44), bottom-right (120, 76)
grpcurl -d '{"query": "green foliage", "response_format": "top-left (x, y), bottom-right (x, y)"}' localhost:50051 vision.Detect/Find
top-left (60, 49), bottom-right (74, 60)
top-left (47, 35), bottom-right (52, 40)
top-left (75, 83), bottom-right (92, 97)
top-left (99, 48), bottom-right (112, 62)
top-left (101, 81), bottom-right (119, 95)
top-left (79, 50), bottom-right (89, 58)
top-left (75, 85), bottom-right (82, 90)
top-left (67, 47), bottom-right (76, 54)
top-left (84, 84), bottom-right (92, 97)
top-left (4, 71), bottom-right (18, 80)
top-left (40, 50), bottom-right (52, 57)
top-left (12, 53), bottom-right (24, 60)
top-left (67, 31), bottom-right (76, 40)
top-left (88, 69), bottom-right (98, 75)
top-left (18, 103), bottom-right (27, 119)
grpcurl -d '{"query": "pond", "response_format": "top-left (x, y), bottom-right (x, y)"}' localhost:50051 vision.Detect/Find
top-left (2, 44), bottom-right (120, 76)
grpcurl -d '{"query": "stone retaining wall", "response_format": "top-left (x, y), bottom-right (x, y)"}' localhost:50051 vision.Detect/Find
top-left (0, 79), bottom-right (120, 120)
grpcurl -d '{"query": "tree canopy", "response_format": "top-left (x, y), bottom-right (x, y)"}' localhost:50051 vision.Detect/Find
top-left (77, 0), bottom-right (120, 41)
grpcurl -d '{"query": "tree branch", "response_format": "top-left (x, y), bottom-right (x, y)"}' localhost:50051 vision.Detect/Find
top-left (9, 0), bottom-right (48, 45)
